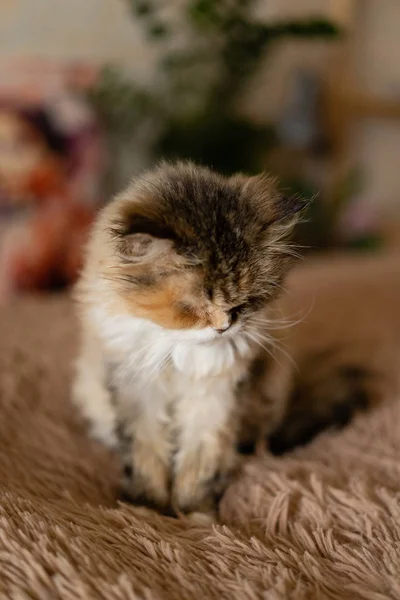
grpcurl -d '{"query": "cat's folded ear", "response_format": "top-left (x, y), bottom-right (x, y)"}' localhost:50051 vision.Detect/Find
top-left (117, 232), bottom-right (174, 263)
top-left (271, 194), bottom-right (310, 224)
top-left (110, 213), bottom-right (176, 263)
top-left (242, 174), bottom-right (310, 232)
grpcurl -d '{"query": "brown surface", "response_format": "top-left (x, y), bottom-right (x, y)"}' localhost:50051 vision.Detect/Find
top-left (1, 253), bottom-right (400, 599)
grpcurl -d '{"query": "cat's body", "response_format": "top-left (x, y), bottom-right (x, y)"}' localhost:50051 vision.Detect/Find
top-left (73, 162), bottom-right (305, 516)
top-left (235, 249), bottom-right (400, 459)
top-left (263, 251), bottom-right (400, 454)
top-left (75, 303), bottom-right (254, 514)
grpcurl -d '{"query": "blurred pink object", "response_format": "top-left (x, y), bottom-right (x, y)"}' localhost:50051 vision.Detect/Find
top-left (338, 197), bottom-right (380, 241)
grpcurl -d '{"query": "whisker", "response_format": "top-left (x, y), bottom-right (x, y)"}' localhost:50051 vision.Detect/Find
top-left (114, 331), bottom-right (172, 385)
top-left (243, 331), bottom-right (285, 371)
top-left (247, 329), bottom-right (299, 372)
top-left (144, 352), bottom-right (171, 390)
top-left (248, 298), bottom-right (315, 331)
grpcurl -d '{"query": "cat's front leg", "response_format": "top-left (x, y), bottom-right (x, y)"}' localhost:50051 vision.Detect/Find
top-left (72, 332), bottom-right (118, 448)
top-left (116, 384), bottom-right (174, 512)
top-left (172, 380), bottom-right (239, 516)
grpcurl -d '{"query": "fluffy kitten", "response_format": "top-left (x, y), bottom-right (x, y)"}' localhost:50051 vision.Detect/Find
top-left (73, 161), bottom-right (306, 516)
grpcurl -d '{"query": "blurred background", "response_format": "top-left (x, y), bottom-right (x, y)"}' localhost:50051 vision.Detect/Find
top-left (0, 0), bottom-right (399, 298)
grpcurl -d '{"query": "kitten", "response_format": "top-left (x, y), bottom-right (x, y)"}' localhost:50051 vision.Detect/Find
top-left (72, 161), bottom-right (306, 517)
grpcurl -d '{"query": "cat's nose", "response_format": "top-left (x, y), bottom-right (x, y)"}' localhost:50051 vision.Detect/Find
top-left (209, 308), bottom-right (231, 333)
top-left (215, 322), bottom-right (231, 334)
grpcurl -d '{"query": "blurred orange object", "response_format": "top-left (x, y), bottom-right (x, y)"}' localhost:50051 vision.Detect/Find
top-left (0, 59), bottom-right (104, 300)
top-left (9, 200), bottom-right (95, 292)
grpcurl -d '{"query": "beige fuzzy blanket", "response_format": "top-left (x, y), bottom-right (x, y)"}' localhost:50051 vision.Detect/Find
top-left (1, 253), bottom-right (400, 600)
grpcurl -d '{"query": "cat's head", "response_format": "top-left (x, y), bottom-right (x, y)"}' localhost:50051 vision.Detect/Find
top-left (91, 161), bottom-right (306, 343)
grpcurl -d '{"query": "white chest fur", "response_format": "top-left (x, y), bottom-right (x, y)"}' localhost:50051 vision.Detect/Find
top-left (90, 307), bottom-right (252, 401)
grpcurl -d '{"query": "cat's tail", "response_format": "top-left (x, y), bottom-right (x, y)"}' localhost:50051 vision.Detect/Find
top-left (267, 358), bottom-right (377, 456)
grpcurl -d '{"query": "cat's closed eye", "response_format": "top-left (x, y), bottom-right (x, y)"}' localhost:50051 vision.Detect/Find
top-left (228, 304), bottom-right (246, 323)
top-left (229, 296), bottom-right (267, 321)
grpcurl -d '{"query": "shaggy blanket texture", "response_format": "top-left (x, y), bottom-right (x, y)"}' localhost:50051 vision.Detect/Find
top-left (0, 254), bottom-right (400, 600)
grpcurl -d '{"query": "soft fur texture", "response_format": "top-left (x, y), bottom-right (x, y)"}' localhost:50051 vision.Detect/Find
top-left (73, 162), bottom-right (305, 516)
top-left (1, 252), bottom-right (400, 599)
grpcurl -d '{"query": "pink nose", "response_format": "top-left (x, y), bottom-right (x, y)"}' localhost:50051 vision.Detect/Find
top-left (215, 322), bottom-right (231, 334)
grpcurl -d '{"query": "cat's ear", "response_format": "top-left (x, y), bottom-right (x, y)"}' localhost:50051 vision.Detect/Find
top-left (111, 214), bottom-right (176, 263)
top-left (271, 193), bottom-right (309, 224)
top-left (118, 232), bottom-right (174, 262)
top-left (242, 174), bottom-right (309, 238)
top-left (243, 174), bottom-right (308, 223)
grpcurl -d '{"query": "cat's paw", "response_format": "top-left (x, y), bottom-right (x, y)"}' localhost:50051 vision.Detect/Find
top-left (172, 443), bottom-right (238, 515)
top-left (118, 432), bottom-right (171, 512)
top-left (185, 511), bottom-right (217, 525)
